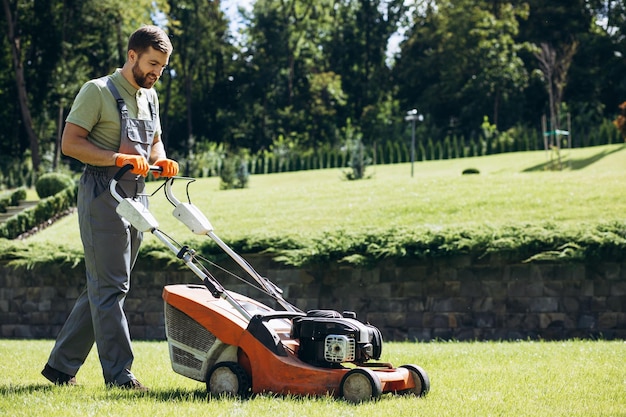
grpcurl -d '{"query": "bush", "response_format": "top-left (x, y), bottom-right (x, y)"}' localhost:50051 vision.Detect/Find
top-left (220, 153), bottom-right (249, 190)
top-left (0, 184), bottom-right (77, 239)
top-left (0, 187), bottom-right (27, 213)
top-left (462, 168), bottom-right (480, 175)
top-left (35, 172), bottom-right (74, 198)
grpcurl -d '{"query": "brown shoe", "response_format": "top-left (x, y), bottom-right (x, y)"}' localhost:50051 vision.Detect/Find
top-left (117, 379), bottom-right (149, 392)
top-left (41, 364), bottom-right (77, 386)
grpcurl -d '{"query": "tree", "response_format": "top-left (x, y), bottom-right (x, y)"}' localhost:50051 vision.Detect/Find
top-left (325, 0), bottom-right (407, 148)
top-left (2, 0), bottom-right (41, 171)
top-left (393, 0), bottom-right (530, 139)
top-left (534, 40), bottom-right (578, 150)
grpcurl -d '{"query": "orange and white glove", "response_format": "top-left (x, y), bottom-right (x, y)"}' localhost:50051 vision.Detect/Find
top-left (152, 158), bottom-right (179, 178)
top-left (115, 153), bottom-right (150, 176)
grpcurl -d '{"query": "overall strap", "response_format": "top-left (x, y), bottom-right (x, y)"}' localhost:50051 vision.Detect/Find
top-left (105, 77), bottom-right (129, 120)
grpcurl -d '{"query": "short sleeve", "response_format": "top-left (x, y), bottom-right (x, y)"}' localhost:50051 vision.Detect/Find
top-left (65, 81), bottom-right (103, 132)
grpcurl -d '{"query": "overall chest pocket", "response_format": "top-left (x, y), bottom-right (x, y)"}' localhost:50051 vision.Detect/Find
top-left (119, 118), bottom-right (155, 156)
top-left (126, 119), bottom-right (155, 145)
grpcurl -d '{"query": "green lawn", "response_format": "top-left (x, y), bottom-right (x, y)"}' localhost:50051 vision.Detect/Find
top-left (24, 144), bottom-right (626, 251)
top-left (0, 339), bottom-right (623, 416)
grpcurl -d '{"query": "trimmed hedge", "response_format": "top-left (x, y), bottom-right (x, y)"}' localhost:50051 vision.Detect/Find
top-left (0, 187), bottom-right (27, 213)
top-left (2, 220), bottom-right (626, 270)
top-left (0, 184), bottom-right (77, 239)
top-left (35, 172), bottom-right (74, 198)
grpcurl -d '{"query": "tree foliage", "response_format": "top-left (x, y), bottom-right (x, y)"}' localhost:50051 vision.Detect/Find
top-left (0, 0), bottom-right (625, 186)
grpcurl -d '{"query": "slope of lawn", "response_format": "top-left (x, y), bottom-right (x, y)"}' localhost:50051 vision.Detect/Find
top-left (3, 144), bottom-right (626, 266)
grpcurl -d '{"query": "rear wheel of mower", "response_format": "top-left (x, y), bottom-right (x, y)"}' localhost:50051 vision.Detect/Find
top-left (399, 364), bottom-right (430, 397)
top-left (339, 368), bottom-right (382, 403)
top-left (206, 361), bottom-right (251, 398)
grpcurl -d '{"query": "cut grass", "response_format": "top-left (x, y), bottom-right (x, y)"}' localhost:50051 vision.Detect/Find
top-left (0, 339), bottom-right (623, 416)
top-left (21, 144), bottom-right (626, 250)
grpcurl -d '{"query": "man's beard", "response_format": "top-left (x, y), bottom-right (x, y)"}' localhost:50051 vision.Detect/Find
top-left (132, 62), bottom-right (157, 89)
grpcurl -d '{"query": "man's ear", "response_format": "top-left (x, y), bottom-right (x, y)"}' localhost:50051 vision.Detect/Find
top-left (127, 49), bottom-right (137, 63)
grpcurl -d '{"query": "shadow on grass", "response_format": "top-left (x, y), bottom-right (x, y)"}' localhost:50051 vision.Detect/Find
top-left (522, 144), bottom-right (626, 172)
top-left (0, 383), bottom-right (209, 401)
top-left (0, 383), bottom-right (55, 395)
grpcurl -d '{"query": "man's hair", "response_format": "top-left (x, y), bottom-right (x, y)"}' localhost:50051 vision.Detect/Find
top-left (128, 25), bottom-right (173, 56)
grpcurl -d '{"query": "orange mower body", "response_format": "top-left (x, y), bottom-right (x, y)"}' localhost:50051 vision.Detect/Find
top-left (163, 284), bottom-right (429, 402)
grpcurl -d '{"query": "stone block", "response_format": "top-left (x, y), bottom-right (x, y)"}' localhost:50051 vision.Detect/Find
top-left (404, 312), bottom-right (423, 328)
top-left (474, 312), bottom-right (495, 328)
top-left (543, 281), bottom-right (563, 296)
top-left (577, 314), bottom-right (596, 329)
top-left (459, 280), bottom-right (482, 297)
top-left (432, 297), bottom-right (472, 313)
top-left (21, 301), bottom-right (37, 313)
top-left (472, 297), bottom-right (493, 312)
top-left (140, 299), bottom-right (163, 313)
top-left (593, 280), bottom-right (611, 297)
top-left (563, 280), bottom-right (593, 297)
top-left (432, 328), bottom-right (453, 340)
top-left (407, 298), bottom-right (425, 312)
top-left (611, 282), bottom-right (626, 296)
top-left (507, 280), bottom-right (528, 297)
top-left (529, 297), bottom-right (558, 313)
top-left (539, 313), bottom-right (572, 329)
top-left (602, 263), bottom-right (621, 280)
top-left (482, 281), bottom-right (507, 298)
top-left (506, 297), bottom-right (531, 313)
top-left (591, 297), bottom-right (607, 312)
top-left (561, 297), bottom-right (580, 313)
top-left (606, 296), bottom-right (625, 311)
top-left (422, 313), bottom-right (451, 328)
top-left (401, 281), bottom-right (423, 297)
top-left (597, 313), bottom-right (619, 329)
top-left (444, 281), bottom-right (461, 296)
top-left (144, 312), bottom-right (164, 326)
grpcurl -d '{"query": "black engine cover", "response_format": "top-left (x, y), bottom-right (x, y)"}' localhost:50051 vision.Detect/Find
top-left (291, 310), bottom-right (383, 368)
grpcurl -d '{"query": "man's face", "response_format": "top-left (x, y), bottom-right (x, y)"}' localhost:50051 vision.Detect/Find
top-left (130, 46), bottom-right (170, 89)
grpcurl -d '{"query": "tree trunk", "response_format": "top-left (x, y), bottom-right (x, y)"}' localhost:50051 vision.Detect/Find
top-left (2, 0), bottom-right (41, 172)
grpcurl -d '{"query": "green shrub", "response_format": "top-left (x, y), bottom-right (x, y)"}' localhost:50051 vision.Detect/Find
top-left (0, 184), bottom-right (77, 239)
top-left (462, 168), bottom-right (480, 175)
top-left (35, 172), bottom-right (74, 198)
top-left (0, 187), bottom-right (27, 213)
top-left (220, 153), bottom-right (249, 190)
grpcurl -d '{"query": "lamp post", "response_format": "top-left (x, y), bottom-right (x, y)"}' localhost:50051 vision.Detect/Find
top-left (405, 109), bottom-right (423, 177)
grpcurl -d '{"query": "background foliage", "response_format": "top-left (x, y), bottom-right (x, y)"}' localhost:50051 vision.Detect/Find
top-left (1, 0), bottom-right (626, 185)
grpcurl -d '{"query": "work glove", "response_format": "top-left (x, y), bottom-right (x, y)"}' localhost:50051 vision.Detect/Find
top-left (152, 158), bottom-right (179, 178)
top-left (115, 153), bottom-right (150, 176)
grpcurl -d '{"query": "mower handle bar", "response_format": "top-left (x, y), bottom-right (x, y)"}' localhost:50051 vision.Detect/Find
top-left (109, 164), bottom-right (163, 204)
top-left (110, 165), bottom-right (300, 314)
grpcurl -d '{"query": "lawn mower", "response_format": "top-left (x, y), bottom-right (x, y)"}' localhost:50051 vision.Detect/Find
top-left (110, 165), bottom-right (430, 402)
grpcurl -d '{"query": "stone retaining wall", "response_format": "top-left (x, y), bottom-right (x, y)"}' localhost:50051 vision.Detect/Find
top-left (1, 255), bottom-right (625, 341)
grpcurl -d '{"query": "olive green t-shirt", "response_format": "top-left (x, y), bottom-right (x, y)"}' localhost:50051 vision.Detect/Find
top-left (65, 69), bottom-right (162, 152)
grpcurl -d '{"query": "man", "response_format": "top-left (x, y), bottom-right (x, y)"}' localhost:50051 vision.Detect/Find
top-left (41, 25), bottom-right (178, 391)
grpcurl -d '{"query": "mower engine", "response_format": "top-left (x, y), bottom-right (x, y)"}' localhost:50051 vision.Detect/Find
top-left (291, 310), bottom-right (383, 368)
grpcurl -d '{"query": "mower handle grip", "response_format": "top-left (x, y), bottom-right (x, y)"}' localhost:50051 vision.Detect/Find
top-left (112, 164), bottom-right (162, 181)
top-left (110, 165), bottom-right (164, 203)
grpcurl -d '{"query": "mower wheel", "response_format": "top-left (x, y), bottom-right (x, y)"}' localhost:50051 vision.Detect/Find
top-left (206, 361), bottom-right (251, 398)
top-left (399, 364), bottom-right (430, 397)
top-left (339, 368), bottom-right (382, 403)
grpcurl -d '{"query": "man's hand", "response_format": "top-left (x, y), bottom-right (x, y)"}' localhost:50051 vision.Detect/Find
top-left (152, 158), bottom-right (179, 178)
top-left (115, 154), bottom-right (150, 176)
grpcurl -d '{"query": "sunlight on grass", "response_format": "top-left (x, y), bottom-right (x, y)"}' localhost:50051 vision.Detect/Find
top-left (0, 340), bottom-right (623, 417)
top-left (25, 144), bottom-right (626, 251)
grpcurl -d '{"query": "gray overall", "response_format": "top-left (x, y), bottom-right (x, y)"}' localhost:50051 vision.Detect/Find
top-left (47, 77), bottom-right (156, 385)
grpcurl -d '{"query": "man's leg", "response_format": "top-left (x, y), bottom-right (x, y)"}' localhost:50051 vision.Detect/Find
top-left (82, 173), bottom-right (141, 386)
